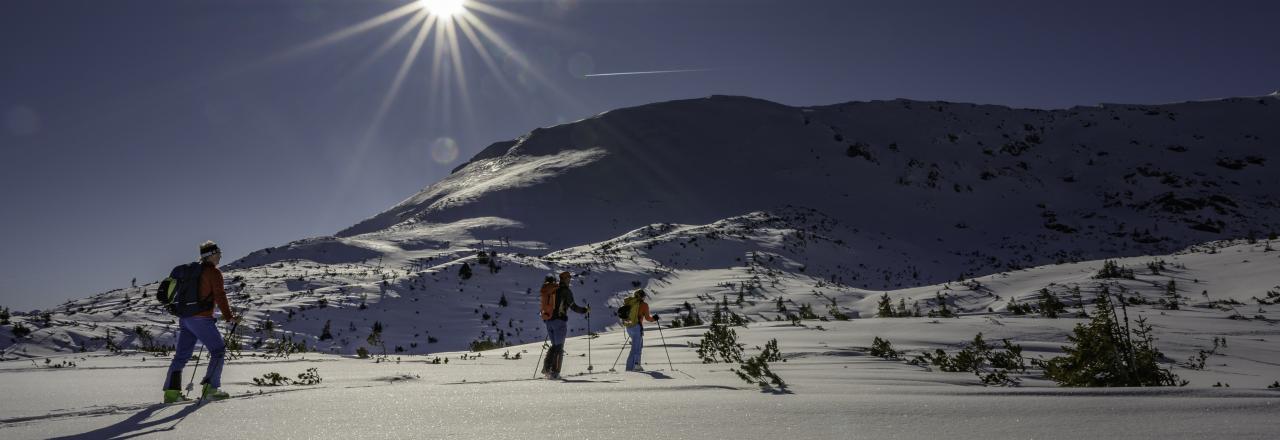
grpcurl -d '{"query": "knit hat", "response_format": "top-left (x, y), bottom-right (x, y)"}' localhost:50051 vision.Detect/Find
top-left (199, 240), bottom-right (221, 259)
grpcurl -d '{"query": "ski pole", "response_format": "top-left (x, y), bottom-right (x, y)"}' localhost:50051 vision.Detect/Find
top-left (185, 344), bottom-right (204, 397)
top-left (222, 315), bottom-right (242, 360)
top-left (533, 336), bottom-right (548, 379)
top-left (656, 320), bottom-right (674, 372)
top-left (609, 327), bottom-right (631, 372)
top-left (586, 303), bottom-right (593, 372)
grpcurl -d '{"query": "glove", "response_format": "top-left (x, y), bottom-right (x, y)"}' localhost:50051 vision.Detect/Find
top-left (652, 314), bottom-right (660, 321)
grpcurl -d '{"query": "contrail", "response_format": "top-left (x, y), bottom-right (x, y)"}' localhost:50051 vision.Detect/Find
top-left (583, 68), bottom-right (713, 77)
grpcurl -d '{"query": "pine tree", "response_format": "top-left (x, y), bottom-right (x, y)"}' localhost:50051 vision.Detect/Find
top-left (877, 293), bottom-right (895, 318)
top-left (932, 292), bottom-right (953, 318)
top-left (319, 320), bottom-right (333, 341)
top-left (1094, 260), bottom-right (1134, 279)
top-left (1071, 285), bottom-right (1087, 318)
top-left (367, 328), bottom-right (385, 358)
top-left (1037, 288), bottom-right (1066, 318)
top-left (11, 322), bottom-right (31, 338)
top-left (498, 293), bottom-right (508, 307)
top-left (870, 336), bottom-right (899, 359)
top-left (696, 324), bottom-right (744, 363)
top-left (1164, 280), bottom-right (1179, 310)
top-left (1042, 288), bottom-right (1180, 387)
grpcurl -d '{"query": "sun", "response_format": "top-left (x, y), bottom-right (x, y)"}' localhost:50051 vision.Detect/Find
top-left (418, 0), bottom-right (467, 17)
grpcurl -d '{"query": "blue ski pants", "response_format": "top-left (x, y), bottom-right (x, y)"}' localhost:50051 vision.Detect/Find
top-left (164, 316), bottom-right (226, 390)
top-left (626, 324), bottom-right (644, 371)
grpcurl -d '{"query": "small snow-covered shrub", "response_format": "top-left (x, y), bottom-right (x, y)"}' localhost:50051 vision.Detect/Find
top-left (1037, 288), bottom-right (1066, 318)
top-left (696, 324), bottom-right (743, 363)
top-left (797, 304), bottom-right (819, 320)
top-left (908, 333), bottom-right (1024, 386)
top-left (870, 337), bottom-right (899, 360)
top-left (734, 353), bottom-right (785, 389)
top-left (253, 371), bottom-right (292, 386)
top-left (1093, 260), bottom-right (1134, 279)
top-left (10, 322), bottom-right (31, 339)
top-left (468, 338), bottom-right (503, 352)
top-left (295, 367), bottom-right (322, 385)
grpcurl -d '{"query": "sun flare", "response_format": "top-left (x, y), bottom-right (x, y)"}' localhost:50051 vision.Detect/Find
top-left (419, 0), bottom-right (467, 17)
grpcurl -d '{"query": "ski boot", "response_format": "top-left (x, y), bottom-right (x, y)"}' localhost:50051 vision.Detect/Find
top-left (201, 384), bottom-right (231, 401)
top-left (163, 389), bottom-right (190, 404)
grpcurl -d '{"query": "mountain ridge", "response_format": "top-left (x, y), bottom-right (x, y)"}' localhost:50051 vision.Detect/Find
top-left (3, 93), bottom-right (1278, 359)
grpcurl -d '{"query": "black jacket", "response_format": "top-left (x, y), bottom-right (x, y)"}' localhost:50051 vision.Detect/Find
top-left (550, 283), bottom-right (588, 321)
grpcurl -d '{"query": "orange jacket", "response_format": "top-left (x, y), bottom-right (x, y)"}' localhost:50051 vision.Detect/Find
top-left (539, 282), bottom-right (558, 321)
top-left (194, 262), bottom-right (233, 321)
top-left (623, 298), bottom-right (656, 327)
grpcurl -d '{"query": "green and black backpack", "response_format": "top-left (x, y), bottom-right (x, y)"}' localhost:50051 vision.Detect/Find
top-left (155, 262), bottom-right (211, 317)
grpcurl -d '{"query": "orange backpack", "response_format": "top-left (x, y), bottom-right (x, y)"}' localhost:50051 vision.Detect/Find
top-left (539, 282), bottom-right (558, 320)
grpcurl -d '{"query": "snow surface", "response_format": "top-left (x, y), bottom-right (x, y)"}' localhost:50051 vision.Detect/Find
top-left (3, 315), bottom-right (1277, 439)
top-left (2, 240), bottom-right (1278, 438)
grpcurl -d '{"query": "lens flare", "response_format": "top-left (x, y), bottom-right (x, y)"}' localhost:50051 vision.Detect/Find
top-left (419, 0), bottom-right (466, 17)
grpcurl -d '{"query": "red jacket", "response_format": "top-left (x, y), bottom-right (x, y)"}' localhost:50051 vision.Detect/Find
top-left (194, 262), bottom-right (233, 321)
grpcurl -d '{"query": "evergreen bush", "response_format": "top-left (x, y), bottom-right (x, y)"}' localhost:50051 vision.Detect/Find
top-left (731, 338), bottom-right (786, 389)
top-left (870, 336), bottom-right (899, 359)
top-left (877, 294), bottom-right (895, 318)
top-left (295, 367), bottom-right (322, 385)
top-left (1037, 288), bottom-right (1067, 318)
top-left (252, 371), bottom-right (292, 386)
top-left (11, 322), bottom-right (31, 338)
top-left (319, 320), bottom-right (333, 341)
top-left (1040, 290), bottom-right (1182, 387)
top-left (1094, 260), bottom-right (1135, 279)
top-left (696, 324), bottom-right (744, 363)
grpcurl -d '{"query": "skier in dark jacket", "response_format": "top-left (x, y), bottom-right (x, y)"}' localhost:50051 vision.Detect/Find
top-left (540, 271), bottom-right (589, 379)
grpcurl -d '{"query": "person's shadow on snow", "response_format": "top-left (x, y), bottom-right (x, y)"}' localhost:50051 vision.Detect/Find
top-left (51, 402), bottom-right (202, 440)
top-left (640, 371), bottom-right (673, 379)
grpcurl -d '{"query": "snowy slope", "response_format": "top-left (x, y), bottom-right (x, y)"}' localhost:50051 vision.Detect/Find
top-left (3, 95), bottom-right (1279, 408)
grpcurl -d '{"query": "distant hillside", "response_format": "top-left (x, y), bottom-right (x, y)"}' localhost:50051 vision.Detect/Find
top-left (3, 94), bottom-right (1278, 359)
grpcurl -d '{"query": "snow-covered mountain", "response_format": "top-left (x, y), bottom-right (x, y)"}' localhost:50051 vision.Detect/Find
top-left (3, 94), bottom-right (1278, 364)
top-left (328, 94), bottom-right (1280, 280)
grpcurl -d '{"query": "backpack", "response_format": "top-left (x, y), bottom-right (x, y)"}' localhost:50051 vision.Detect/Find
top-left (155, 262), bottom-right (210, 317)
top-left (616, 303), bottom-right (632, 321)
top-left (539, 282), bottom-right (558, 320)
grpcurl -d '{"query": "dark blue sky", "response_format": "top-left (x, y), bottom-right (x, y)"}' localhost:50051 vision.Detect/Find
top-left (2, 0), bottom-right (1277, 311)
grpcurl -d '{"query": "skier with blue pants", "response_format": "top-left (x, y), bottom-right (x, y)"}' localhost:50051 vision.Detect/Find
top-left (162, 241), bottom-right (237, 403)
top-left (622, 289), bottom-right (658, 372)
